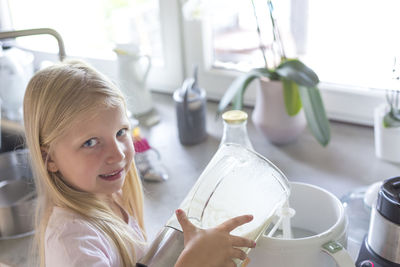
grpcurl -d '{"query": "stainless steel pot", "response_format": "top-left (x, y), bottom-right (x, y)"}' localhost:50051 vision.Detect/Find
top-left (0, 149), bottom-right (35, 239)
top-left (356, 176), bottom-right (400, 267)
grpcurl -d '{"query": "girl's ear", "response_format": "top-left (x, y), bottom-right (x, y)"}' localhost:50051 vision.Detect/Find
top-left (41, 147), bottom-right (59, 173)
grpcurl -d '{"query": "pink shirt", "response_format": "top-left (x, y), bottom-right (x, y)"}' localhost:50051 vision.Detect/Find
top-left (45, 206), bottom-right (147, 267)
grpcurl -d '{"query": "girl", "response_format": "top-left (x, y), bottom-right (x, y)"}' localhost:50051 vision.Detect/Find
top-left (23, 60), bottom-right (255, 267)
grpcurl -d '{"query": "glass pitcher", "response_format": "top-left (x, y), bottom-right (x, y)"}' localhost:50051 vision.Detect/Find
top-left (138, 143), bottom-right (290, 267)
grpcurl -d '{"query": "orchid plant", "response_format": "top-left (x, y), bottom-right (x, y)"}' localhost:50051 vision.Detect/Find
top-left (216, 0), bottom-right (331, 146)
top-left (384, 91), bottom-right (400, 128)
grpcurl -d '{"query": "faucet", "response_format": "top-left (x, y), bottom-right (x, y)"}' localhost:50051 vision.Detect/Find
top-left (0, 28), bottom-right (66, 61)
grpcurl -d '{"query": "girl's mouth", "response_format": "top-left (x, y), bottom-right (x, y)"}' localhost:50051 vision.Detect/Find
top-left (99, 169), bottom-right (123, 181)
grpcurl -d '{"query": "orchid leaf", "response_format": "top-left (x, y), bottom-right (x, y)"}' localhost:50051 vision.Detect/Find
top-left (231, 68), bottom-right (277, 110)
top-left (217, 72), bottom-right (259, 114)
top-left (252, 68), bottom-right (278, 80)
top-left (233, 89), bottom-right (244, 110)
top-left (276, 59), bottom-right (319, 88)
top-left (282, 79), bottom-right (302, 116)
top-left (298, 86), bottom-right (330, 146)
top-left (217, 69), bottom-right (273, 114)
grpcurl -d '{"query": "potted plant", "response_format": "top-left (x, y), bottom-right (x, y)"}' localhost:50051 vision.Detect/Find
top-left (383, 90), bottom-right (400, 127)
top-left (374, 87), bottom-right (400, 163)
top-left (217, 0), bottom-right (330, 146)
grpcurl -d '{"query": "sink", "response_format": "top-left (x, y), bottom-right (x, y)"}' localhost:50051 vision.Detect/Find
top-left (1, 129), bottom-right (25, 153)
top-left (0, 149), bottom-right (35, 239)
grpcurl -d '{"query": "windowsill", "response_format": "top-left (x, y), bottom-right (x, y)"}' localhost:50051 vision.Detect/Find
top-left (195, 65), bottom-right (387, 127)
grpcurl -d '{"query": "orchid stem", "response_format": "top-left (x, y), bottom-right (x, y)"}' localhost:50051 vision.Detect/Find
top-left (251, 0), bottom-right (268, 67)
top-left (267, 0), bottom-right (286, 60)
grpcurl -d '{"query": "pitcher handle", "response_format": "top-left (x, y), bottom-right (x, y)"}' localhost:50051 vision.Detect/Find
top-left (322, 241), bottom-right (355, 267)
top-left (139, 55), bottom-right (151, 84)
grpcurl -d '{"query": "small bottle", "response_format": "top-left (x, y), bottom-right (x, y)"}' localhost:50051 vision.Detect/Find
top-left (133, 127), bottom-right (168, 182)
top-left (220, 110), bottom-right (254, 150)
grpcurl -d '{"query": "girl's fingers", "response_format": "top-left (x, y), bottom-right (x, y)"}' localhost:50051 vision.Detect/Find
top-left (231, 247), bottom-right (248, 261)
top-left (230, 235), bottom-right (256, 248)
top-left (175, 209), bottom-right (196, 233)
top-left (219, 214), bottom-right (254, 233)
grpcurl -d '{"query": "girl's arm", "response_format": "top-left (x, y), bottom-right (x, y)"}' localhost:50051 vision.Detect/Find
top-left (174, 209), bottom-right (256, 267)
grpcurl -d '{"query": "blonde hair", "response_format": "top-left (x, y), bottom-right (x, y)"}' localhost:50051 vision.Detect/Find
top-left (23, 60), bottom-right (145, 266)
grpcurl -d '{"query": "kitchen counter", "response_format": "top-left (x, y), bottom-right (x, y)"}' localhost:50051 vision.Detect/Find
top-left (0, 92), bottom-right (399, 266)
top-left (141, 93), bottom-right (399, 238)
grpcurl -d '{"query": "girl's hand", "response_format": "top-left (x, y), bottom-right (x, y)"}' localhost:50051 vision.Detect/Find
top-left (174, 209), bottom-right (256, 267)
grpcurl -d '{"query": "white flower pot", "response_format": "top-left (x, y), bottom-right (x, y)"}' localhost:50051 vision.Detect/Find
top-left (374, 104), bottom-right (400, 163)
top-left (252, 80), bottom-right (307, 145)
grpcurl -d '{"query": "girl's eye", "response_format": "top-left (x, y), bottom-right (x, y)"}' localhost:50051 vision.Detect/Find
top-left (117, 128), bottom-right (128, 137)
top-left (83, 138), bottom-right (98, 148)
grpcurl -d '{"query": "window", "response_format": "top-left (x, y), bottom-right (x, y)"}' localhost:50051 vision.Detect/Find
top-left (8, 0), bottom-right (183, 91)
top-left (7, 0), bottom-right (395, 124)
top-left (183, 0), bottom-right (397, 125)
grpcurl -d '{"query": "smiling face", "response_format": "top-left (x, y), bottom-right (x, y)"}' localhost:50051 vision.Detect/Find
top-left (47, 104), bottom-right (134, 198)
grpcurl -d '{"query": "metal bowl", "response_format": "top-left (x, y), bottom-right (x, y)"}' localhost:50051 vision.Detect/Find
top-left (0, 149), bottom-right (36, 239)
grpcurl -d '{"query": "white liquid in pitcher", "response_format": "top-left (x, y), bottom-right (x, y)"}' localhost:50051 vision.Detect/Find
top-left (195, 167), bottom-right (289, 242)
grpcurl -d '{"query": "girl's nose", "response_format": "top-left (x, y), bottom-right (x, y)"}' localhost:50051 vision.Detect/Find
top-left (106, 140), bottom-right (125, 164)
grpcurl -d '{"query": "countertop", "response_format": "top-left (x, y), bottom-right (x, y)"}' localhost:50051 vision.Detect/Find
top-left (0, 92), bottom-right (399, 266)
